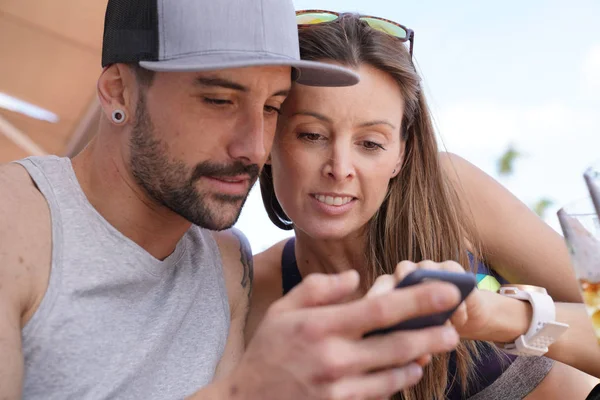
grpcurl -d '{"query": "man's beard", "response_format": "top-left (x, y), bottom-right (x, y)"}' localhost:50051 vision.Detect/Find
top-left (128, 92), bottom-right (259, 231)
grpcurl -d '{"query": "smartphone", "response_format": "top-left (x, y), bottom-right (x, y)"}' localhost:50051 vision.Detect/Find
top-left (364, 269), bottom-right (477, 336)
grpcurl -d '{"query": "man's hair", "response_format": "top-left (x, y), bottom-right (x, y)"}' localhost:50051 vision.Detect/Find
top-left (129, 64), bottom-right (155, 87)
top-left (259, 13), bottom-right (490, 400)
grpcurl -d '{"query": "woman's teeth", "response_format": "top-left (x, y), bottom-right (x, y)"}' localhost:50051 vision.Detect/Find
top-left (314, 195), bottom-right (353, 206)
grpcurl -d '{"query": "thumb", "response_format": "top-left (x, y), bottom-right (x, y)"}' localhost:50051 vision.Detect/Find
top-left (272, 270), bottom-right (360, 313)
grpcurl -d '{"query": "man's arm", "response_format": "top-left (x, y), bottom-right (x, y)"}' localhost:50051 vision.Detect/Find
top-left (187, 271), bottom-right (463, 400)
top-left (0, 164), bottom-right (52, 399)
top-left (212, 228), bottom-right (253, 378)
top-left (0, 268), bottom-right (25, 400)
top-left (244, 240), bottom-right (288, 345)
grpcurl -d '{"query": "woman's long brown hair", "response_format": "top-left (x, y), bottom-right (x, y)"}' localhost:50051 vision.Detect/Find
top-left (260, 13), bottom-right (487, 399)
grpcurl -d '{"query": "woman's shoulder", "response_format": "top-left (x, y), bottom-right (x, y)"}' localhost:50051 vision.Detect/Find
top-left (254, 238), bottom-right (290, 283)
top-left (437, 151), bottom-right (511, 204)
top-left (438, 152), bottom-right (486, 189)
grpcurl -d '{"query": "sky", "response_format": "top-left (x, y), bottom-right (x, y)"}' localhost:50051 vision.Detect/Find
top-left (235, 0), bottom-right (600, 254)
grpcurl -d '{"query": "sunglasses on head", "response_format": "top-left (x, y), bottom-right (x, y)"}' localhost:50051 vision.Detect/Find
top-left (296, 10), bottom-right (415, 56)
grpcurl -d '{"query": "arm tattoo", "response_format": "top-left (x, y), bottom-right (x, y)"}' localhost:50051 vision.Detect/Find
top-left (232, 229), bottom-right (253, 299)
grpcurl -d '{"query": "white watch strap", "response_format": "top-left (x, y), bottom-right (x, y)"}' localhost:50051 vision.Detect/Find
top-left (528, 322), bottom-right (570, 349)
top-left (498, 287), bottom-right (569, 356)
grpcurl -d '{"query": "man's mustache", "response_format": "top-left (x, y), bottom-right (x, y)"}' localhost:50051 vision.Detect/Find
top-left (190, 161), bottom-right (260, 183)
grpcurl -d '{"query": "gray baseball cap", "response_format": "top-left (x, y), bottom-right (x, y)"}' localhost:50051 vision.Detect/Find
top-left (101, 0), bottom-right (359, 87)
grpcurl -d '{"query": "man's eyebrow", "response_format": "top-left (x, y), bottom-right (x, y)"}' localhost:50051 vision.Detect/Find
top-left (291, 111), bottom-right (332, 123)
top-left (195, 77), bottom-right (290, 98)
top-left (273, 88), bottom-right (291, 97)
top-left (195, 77), bottom-right (248, 91)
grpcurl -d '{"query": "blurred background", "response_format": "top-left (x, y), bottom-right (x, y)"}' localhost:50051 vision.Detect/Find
top-left (0, 1), bottom-right (105, 162)
top-left (1, 0), bottom-right (598, 253)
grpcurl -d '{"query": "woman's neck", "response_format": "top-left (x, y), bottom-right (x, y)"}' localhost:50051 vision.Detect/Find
top-left (293, 228), bottom-right (370, 290)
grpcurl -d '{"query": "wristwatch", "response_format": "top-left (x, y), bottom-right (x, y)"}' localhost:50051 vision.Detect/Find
top-left (496, 284), bottom-right (569, 357)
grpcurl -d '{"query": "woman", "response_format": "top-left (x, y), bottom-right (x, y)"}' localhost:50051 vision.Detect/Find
top-left (246, 11), bottom-right (597, 399)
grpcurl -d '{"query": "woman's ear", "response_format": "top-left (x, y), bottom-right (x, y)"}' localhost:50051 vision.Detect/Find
top-left (392, 141), bottom-right (405, 178)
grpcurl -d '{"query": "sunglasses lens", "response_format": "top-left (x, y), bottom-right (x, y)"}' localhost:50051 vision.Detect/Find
top-left (360, 17), bottom-right (408, 39)
top-left (296, 12), bottom-right (339, 25)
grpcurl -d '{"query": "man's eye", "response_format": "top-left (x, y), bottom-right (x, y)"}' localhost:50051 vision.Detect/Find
top-left (264, 105), bottom-right (281, 115)
top-left (203, 98), bottom-right (232, 105)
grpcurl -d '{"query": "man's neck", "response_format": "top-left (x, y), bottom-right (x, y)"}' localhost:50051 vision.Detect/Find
top-left (71, 137), bottom-right (191, 261)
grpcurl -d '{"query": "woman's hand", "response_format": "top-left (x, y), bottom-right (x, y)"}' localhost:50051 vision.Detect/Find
top-left (366, 260), bottom-right (501, 341)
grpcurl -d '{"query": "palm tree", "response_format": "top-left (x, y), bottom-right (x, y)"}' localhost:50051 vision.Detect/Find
top-left (497, 145), bottom-right (553, 219)
top-left (497, 144), bottom-right (521, 176)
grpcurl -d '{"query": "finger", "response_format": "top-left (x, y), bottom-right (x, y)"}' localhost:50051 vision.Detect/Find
top-left (366, 275), bottom-right (396, 298)
top-left (438, 260), bottom-right (466, 273)
top-left (352, 325), bottom-right (459, 373)
top-left (415, 354), bottom-right (432, 367)
top-left (393, 260), bottom-right (418, 281)
top-left (316, 281), bottom-right (462, 336)
top-left (418, 260), bottom-right (465, 274)
top-left (417, 260), bottom-right (468, 327)
top-left (415, 260), bottom-right (441, 271)
top-left (324, 363), bottom-right (423, 400)
top-left (271, 270), bottom-right (360, 313)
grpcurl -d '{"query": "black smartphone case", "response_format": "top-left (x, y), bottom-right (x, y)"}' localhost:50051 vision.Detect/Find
top-left (365, 269), bottom-right (477, 336)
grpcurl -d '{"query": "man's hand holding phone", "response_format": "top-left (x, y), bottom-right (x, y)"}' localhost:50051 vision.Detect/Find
top-left (230, 270), bottom-right (463, 400)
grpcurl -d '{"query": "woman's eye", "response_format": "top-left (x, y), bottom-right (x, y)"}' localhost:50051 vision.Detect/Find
top-left (361, 141), bottom-right (386, 151)
top-left (298, 132), bottom-right (323, 141)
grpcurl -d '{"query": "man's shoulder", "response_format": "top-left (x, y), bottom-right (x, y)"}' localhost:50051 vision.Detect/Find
top-left (0, 162), bottom-right (49, 241)
top-left (0, 161), bottom-right (52, 324)
top-left (242, 238), bottom-right (290, 343)
top-left (212, 228), bottom-right (252, 259)
top-left (0, 161), bottom-right (40, 199)
top-left (212, 228), bottom-right (253, 275)
top-left (212, 228), bottom-right (253, 314)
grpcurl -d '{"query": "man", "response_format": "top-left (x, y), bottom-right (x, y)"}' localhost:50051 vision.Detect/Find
top-left (0, 0), bottom-right (462, 398)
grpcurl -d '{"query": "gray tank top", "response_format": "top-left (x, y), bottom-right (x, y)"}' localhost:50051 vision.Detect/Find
top-left (15, 156), bottom-right (230, 400)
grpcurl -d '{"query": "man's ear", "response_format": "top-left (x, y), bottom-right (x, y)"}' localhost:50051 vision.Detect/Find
top-left (97, 64), bottom-right (137, 125)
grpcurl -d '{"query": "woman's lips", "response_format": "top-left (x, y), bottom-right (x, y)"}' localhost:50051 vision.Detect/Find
top-left (310, 193), bottom-right (357, 215)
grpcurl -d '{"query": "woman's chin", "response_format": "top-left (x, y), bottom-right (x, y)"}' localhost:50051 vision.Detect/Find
top-left (296, 220), bottom-right (365, 242)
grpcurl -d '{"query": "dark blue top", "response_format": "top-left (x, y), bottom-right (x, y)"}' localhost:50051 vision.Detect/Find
top-left (281, 238), bottom-right (516, 399)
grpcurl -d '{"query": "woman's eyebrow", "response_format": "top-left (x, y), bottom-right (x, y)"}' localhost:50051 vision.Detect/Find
top-left (358, 120), bottom-right (396, 130)
top-left (291, 111), bottom-right (332, 123)
top-left (291, 112), bottom-right (397, 131)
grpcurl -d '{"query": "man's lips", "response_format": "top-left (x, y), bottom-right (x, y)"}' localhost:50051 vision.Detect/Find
top-left (211, 175), bottom-right (251, 183)
top-left (202, 175), bottom-right (253, 196)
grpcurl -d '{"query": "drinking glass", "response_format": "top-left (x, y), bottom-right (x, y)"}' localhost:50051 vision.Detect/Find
top-left (557, 196), bottom-right (600, 343)
top-left (585, 162), bottom-right (600, 217)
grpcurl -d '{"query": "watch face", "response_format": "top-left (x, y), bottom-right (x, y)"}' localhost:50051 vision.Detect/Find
top-left (500, 284), bottom-right (548, 294)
